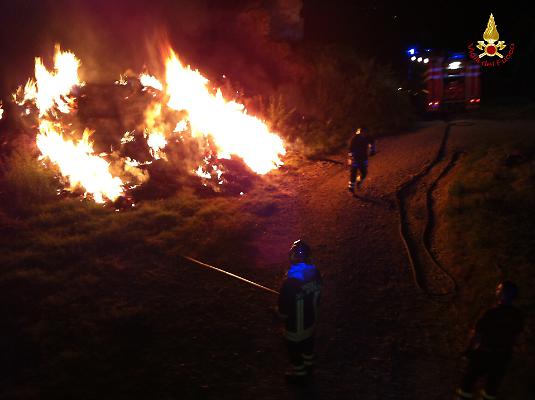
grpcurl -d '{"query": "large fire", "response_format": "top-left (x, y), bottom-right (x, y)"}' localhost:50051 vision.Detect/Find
top-left (12, 44), bottom-right (286, 203)
top-left (17, 45), bottom-right (82, 117)
top-left (37, 121), bottom-right (124, 203)
top-left (164, 50), bottom-right (286, 174)
top-left (143, 103), bottom-right (168, 160)
top-left (14, 46), bottom-right (125, 203)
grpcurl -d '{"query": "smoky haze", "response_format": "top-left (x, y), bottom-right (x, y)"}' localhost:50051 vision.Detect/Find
top-left (0, 0), bottom-right (273, 98)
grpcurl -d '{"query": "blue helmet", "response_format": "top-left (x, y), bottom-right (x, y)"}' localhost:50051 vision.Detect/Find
top-left (289, 240), bottom-right (311, 264)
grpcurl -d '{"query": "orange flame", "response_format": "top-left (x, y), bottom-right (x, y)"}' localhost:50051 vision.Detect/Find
top-left (36, 121), bottom-right (124, 203)
top-left (143, 103), bottom-right (168, 160)
top-left (139, 73), bottom-right (163, 91)
top-left (19, 45), bottom-right (82, 116)
top-left (164, 50), bottom-right (286, 174)
top-left (14, 44), bottom-right (287, 204)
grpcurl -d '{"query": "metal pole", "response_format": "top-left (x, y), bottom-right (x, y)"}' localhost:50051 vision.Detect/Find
top-left (181, 255), bottom-right (279, 295)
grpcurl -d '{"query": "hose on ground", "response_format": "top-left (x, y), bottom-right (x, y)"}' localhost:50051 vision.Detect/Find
top-left (395, 122), bottom-right (462, 298)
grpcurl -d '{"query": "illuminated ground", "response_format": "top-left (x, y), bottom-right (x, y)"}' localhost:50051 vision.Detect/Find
top-left (250, 119), bottom-right (534, 399)
top-left (1, 119), bottom-right (533, 399)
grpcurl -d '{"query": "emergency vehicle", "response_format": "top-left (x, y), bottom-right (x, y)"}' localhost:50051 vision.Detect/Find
top-left (406, 49), bottom-right (481, 112)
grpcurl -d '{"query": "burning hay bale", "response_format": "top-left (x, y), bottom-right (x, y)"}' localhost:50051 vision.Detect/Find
top-left (6, 44), bottom-right (286, 206)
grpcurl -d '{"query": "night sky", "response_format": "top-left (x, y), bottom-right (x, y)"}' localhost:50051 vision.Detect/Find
top-left (0, 0), bottom-right (533, 99)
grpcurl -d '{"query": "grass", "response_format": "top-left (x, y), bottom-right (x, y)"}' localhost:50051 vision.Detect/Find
top-left (0, 152), bottom-right (282, 399)
top-left (1, 149), bottom-right (58, 212)
top-left (445, 138), bottom-right (535, 276)
top-left (1, 189), bottom-right (259, 268)
top-left (443, 132), bottom-right (535, 399)
top-left (468, 101), bottom-right (535, 121)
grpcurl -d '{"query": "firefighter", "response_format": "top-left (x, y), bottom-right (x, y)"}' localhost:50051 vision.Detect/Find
top-left (348, 126), bottom-right (376, 193)
top-left (456, 281), bottom-right (524, 400)
top-left (278, 240), bottom-right (322, 383)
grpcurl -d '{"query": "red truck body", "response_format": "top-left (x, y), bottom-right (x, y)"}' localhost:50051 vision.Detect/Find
top-left (424, 55), bottom-right (481, 111)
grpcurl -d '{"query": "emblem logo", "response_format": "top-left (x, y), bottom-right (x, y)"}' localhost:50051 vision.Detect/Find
top-left (477, 14), bottom-right (506, 58)
top-left (468, 13), bottom-right (515, 67)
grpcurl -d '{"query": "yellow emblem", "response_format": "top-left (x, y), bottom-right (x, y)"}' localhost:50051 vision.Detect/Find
top-left (477, 14), bottom-right (506, 58)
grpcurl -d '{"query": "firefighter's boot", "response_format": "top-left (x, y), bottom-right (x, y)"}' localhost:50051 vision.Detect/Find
top-left (302, 352), bottom-right (316, 374)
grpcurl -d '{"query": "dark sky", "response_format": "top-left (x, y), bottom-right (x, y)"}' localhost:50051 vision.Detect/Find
top-left (0, 0), bottom-right (533, 98)
top-left (304, 1), bottom-right (534, 60)
top-left (304, 0), bottom-right (535, 98)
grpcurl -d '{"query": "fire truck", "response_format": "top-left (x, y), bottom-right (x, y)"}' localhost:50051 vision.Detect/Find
top-left (406, 50), bottom-right (481, 112)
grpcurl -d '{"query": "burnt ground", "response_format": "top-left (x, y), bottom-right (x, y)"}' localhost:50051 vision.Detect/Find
top-left (2, 119), bottom-right (534, 400)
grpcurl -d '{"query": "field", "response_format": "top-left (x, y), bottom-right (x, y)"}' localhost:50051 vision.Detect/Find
top-left (1, 117), bottom-right (534, 399)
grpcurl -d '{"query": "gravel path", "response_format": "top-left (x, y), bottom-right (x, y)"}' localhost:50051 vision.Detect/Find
top-left (246, 119), bottom-right (535, 400)
top-left (247, 121), bottom-right (465, 399)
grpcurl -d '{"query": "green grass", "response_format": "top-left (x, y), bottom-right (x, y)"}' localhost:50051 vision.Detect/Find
top-left (1, 149), bottom-right (58, 212)
top-left (1, 190), bottom-right (258, 269)
top-left (0, 151), bottom-right (278, 399)
top-left (446, 139), bottom-right (535, 274)
top-left (469, 101), bottom-right (535, 121)
top-left (444, 133), bottom-right (535, 400)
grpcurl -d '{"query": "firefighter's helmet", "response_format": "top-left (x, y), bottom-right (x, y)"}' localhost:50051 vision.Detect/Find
top-left (496, 280), bottom-right (518, 304)
top-left (355, 126), bottom-right (369, 135)
top-left (289, 240), bottom-right (311, 264)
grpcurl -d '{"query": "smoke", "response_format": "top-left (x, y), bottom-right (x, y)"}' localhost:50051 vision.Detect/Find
top-left (0, 0), bottom-right (188, 88)
top-left (0, 0), bottom-right (294, 99)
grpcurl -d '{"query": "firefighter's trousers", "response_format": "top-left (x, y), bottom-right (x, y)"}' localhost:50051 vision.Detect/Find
top-left (285, 336), bottom-right (315, 376)
top-left (349, 160), bottom-right (368, 189)
top-left (458, 350), bottom-right (511, 398)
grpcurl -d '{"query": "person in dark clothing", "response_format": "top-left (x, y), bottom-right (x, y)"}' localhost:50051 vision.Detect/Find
top-left (456, 281), bottom-right (524, 400)
top-left (278, 240), bottom-right (322, 383)
top-left (348, 126), bottom-right (376, 193)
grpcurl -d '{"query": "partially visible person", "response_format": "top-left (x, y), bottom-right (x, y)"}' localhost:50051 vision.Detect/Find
top-left (456, 281), bottom-right (524, 400)
top-left (278, 240), bottom-right (322, 383)
top-left (347, 126), bottom-right (376, 193)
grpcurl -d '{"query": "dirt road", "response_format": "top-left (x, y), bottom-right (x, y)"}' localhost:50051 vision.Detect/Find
top-left (244, 119), bottom-right (534, 400)
top-left (5, 119), bottom-right (532, 400)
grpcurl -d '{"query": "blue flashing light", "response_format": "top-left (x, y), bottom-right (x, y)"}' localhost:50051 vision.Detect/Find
top-left (408, 48), bottom-right (416, 55)
top-left (450, 53), bottom-right (466, 60)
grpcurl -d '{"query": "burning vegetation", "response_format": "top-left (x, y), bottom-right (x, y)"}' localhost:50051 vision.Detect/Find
top-left (11, 44), bottom-right (286, 204)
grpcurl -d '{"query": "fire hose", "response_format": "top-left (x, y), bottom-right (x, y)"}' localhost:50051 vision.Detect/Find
top-left (180, 122), bottom-right (470, 299)
top-left (394, 121), bottom-right (474, 298)
top-left (180, 255), bottom-right (279, 295)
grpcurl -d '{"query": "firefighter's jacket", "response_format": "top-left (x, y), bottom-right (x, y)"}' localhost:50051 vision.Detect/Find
top-left (348, 134), bottom-right (375, 163)
top-left (278, 263), bottom-right (322, 342)
top-left (475, 304), bottom-right (524, 353)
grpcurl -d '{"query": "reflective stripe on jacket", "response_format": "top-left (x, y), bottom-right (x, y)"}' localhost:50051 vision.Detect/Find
top-left (278, 263), bottom-right (322, 342)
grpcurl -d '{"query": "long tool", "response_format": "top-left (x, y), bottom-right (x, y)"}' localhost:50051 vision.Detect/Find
top-left (181, 255), bottom-right (279, 295)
